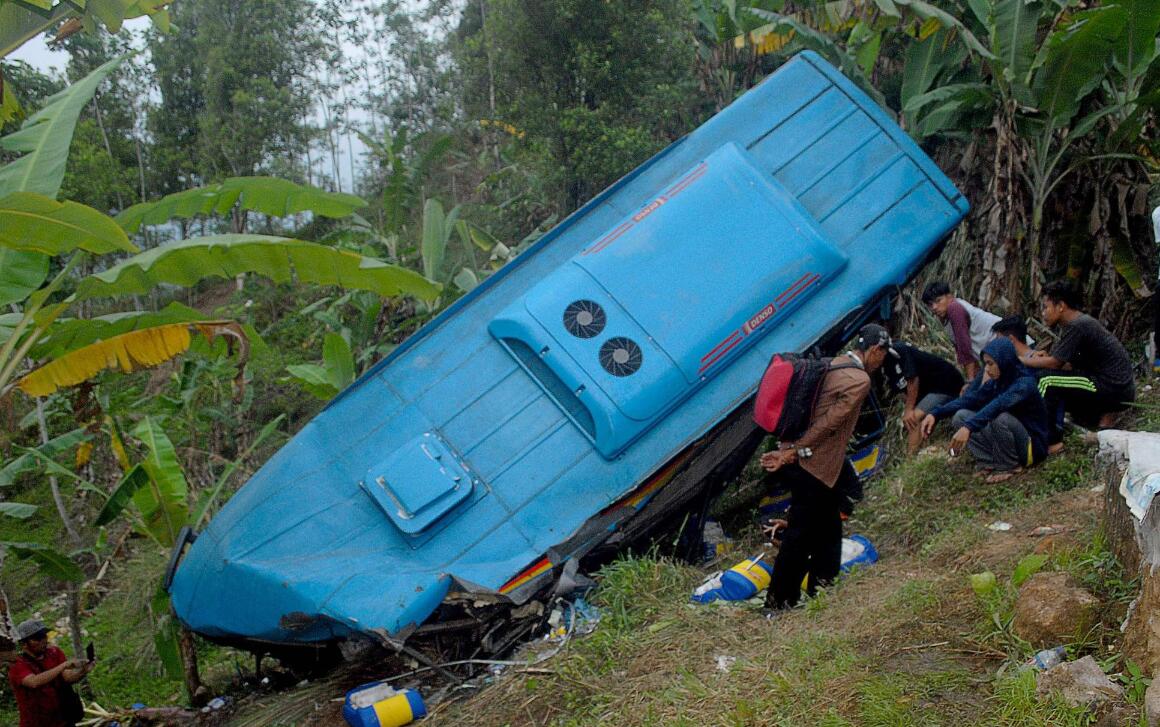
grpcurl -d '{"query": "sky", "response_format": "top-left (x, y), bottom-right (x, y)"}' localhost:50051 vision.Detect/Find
top-left (8, 33), bottom-right (70, 73)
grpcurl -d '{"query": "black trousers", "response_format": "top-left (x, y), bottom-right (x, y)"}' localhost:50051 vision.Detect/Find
top-left (1038, 370), bottom-right (1132, 442)
top-left (766, 462), bottom-right (845, 609)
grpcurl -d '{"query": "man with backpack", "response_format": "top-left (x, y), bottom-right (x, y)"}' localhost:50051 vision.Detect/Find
top-left (756, 324), bottom-right (888, 614)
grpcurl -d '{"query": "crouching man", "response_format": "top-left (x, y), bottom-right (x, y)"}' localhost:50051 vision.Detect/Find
top-left (761, 324), bottom-right (887, 614)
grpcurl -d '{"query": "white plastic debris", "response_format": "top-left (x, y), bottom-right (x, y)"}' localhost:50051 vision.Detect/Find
top-left (987, 521), bottom-right (1013, 531)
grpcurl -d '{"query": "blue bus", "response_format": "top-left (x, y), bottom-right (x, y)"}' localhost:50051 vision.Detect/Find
top-left (167, 51), bottom-right (969, 651)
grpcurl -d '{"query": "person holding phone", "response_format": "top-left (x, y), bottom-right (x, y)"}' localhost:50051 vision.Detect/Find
top-left (8, 619), bottom-right (94, 727)
top-left (919, 338), bottom-right (1049, 483)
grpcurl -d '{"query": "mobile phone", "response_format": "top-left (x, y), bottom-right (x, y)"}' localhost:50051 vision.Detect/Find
top-left (85, 642), bottom-right (94, 662)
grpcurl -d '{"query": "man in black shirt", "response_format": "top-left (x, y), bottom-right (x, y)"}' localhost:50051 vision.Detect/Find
top-left (991, 316), bottom-right (1037, 364)
top-left (883, 341), bottom-right (965, 455)
top-left (1025, 279), bottom-right (1135, 450)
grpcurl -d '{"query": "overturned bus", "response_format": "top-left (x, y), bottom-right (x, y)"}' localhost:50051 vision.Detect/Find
top-left (166, 51), bottom-right (969, 653)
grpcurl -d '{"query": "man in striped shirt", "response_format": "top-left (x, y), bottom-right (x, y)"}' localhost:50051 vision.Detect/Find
top-left (1024, 279), bottom-right (1135, 452)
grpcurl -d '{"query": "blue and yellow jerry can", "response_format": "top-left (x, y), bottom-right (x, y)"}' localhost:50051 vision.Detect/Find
top-left (342, 682), bottom-right (427, 727)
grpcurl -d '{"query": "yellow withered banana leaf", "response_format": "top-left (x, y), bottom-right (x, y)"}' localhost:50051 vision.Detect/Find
top-left (18, 321), bottom-right (247, 397)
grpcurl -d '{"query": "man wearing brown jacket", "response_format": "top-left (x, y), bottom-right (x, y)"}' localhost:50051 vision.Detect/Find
top-left (761, 324), bottom-right (887, 612)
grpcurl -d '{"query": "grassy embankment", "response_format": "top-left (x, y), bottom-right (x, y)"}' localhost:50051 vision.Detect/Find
top-left (426, 391), bottom-right (1158, 726)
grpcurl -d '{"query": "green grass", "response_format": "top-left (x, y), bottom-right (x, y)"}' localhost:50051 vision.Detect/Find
top-left (886, 577), bottom-right (941, 616)
top-left (988, 669), bottom-right (1098, 726)
top-left (1052, 530), bottom-right (1138, 607)
top-left (856, 432), bottom-right (1095, 558)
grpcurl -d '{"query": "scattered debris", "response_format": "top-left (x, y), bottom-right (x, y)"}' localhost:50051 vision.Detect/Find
top-left (1028, 525), bottom-right (1067, 536)
top-left (690, 536), bottom-right (878, 605)
top-left (1025, 645), bottom-right (1066, 671)
top-left (691, 556), bottom-right (772, 605)
top-left (1035, 655), bottom-right (1124, 708)
top-left (1013, 572), bottom-right (1099, 647)
top-left (840, 535), bottom-right (878, 571)
top-left (700, 519), bottom-right (734, 563)
top-left (987, 521), bottom-right (1013, 531)
top-left (714, 655), bottom-right (736, 672)
top-left (200, 696), bottom-right (228, 713)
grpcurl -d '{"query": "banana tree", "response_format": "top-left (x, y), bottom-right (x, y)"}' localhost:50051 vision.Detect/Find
top-left (699, 0), bottom-right (993, 112)
top-left (903, 0), bottom-right (1157, 306)
top-left (419, 197), bottom-right (511, 306)
top-left (285, 331), bottom-right (355, 400)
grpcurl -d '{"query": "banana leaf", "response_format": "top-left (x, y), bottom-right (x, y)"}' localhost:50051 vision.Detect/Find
top-left (1033, 6), bottom-right (1127, 125)
top-left (1110, 0), bottom-right (1160, 78)
top-left (131, 417), bottom-right (189, 548)
top-left (0, 427), bottom-right (88, 487)
top-left (0, 55), bottom-right (125, 305)
top-left (992, 0), bottom-right (1042, 104)
top-left (0, 192), bottom-right (136, 255)
top-left (71, 234), bottom-right (442, 303)
top-left (4, 541), bottom-right (84, 582)
top-left (94, 463), bottom-right (150, 527)
top-left (116, 176), bottom-right (367, 233)
top-left (28, 302), bottom-right (207, 360)
top-left (17, 321), bottom-right (246, 397)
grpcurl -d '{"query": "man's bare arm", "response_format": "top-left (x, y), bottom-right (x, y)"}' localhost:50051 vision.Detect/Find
top-left (20, 660), bottom-right (75, 689)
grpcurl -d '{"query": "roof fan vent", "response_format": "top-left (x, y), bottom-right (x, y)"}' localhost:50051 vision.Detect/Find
top-left (563, 299), bottom-right (606, 339)
top-left (599, 337), bottom-right (643, 377)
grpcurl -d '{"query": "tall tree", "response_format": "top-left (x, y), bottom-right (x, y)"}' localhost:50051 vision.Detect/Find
top-left (148, 0), bottom-right (326, 193)
top-left (454, 0), bottom-right (703, 211)
top-left (58, 31), bottom-right (146, 213)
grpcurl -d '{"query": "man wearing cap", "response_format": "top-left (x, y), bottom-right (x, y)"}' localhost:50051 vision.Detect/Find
top-left (760, 324), bottom-right (888, 613)
top-left (8, 619), bottom-right (93, 727)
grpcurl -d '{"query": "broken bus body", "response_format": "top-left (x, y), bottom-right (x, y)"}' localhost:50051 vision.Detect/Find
top-left (167, 51), bottom-right (970, 650)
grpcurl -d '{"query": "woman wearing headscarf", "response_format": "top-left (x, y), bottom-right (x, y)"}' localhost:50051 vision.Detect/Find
top-left (919, 337), bottom-right (1049, 483)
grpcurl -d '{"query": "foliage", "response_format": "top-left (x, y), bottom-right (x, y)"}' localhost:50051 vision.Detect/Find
top-left (0, 0), bottom-right (169, 60)
top-left (454, 0), bottom-right (703, 211)
top-left (900, 0), bottom-right (1160, 308)
top-left (147, 0), bottom-right (324, 184)
top-left (285, 331), bottom-right (354, 400)
top-left (0, 54), bottom-right (124, 306)
top-left (116, 177), bottom-right (368, 233)
top-left (0, 191), bottom-right (135, 254)
top-left (69, 234), bottom-right (440, 303)
top-left (17, 321), bottom-right (247, 397)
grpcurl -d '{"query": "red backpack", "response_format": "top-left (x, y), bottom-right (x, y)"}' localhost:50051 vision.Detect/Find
top-left (753, 354), bottom-right (856, 440)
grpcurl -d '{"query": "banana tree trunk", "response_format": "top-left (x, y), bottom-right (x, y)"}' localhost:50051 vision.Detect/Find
top-left (179, 626), bottom-right (206, 706)
top-left (977, 104), bottom-right (1029, 311)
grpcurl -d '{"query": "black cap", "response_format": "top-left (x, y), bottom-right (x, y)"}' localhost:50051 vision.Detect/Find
top-left (856, 323), bottom-right (891, 351)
